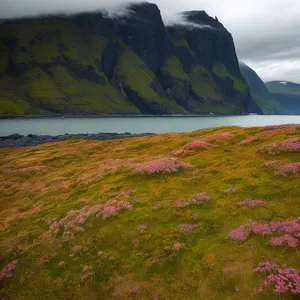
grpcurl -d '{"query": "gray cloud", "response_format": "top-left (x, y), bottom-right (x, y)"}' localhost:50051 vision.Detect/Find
top-left (0, 0), bottom-right (299, 83)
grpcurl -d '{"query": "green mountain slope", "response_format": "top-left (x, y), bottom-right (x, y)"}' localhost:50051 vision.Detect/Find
top-left (0, 3), bottom-right (251, 116)
top-left (239, 62), bottom-right (283, 114)
top-left (266, 81), bottom-right (300, 114)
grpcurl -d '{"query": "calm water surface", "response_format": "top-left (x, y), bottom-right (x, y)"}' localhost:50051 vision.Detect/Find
top-left (0, 115), bottom-right (299, 136)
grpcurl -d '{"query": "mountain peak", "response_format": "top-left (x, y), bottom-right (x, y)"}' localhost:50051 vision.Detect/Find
top-left (181, 10), bottom-right (224, 28)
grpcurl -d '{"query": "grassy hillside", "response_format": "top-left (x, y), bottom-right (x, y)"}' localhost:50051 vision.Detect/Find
top-left (239, 63), bottom-right (283, 114)
top-left (1, 125), bottom-right (300, 299)
top-left (266, 81), bottom-right (300, 114)
top-left (266, 81), bottom-right (300, 96)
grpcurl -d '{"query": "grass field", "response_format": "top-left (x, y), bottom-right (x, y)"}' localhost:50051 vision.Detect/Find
top-left (0, 125), bottom-right (299, 299)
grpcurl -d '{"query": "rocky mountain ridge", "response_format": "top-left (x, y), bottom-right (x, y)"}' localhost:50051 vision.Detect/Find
top-left (0, 2), bottom-right (251, 116)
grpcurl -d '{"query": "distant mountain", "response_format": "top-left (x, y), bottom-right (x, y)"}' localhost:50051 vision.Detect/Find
top-left (239, 62), bottom-right (283, 114)
top-left (0, 3), bottom-right (251, 116)
top-left (266, 81), bottom-right (300, 114)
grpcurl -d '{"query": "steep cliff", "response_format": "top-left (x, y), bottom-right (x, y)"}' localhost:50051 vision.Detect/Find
top-left (0, 2), bottom-right (251, 116)
top-left (239, 62), bottom-right (283, 114)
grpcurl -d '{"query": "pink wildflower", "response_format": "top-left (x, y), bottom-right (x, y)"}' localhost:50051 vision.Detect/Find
top-left (182, 140), bottom-right (211, 151)
top-left (238, 198), bottom-right (266, 207)
top-left (134, 158), bottom-right (191, 174)
top-left (270, 234), bottom-right (299, 248)
top-left (275, 162), bottom-right (300, 176)
top-left (190, 192), bottom-right (211, 203)
top-left (174, 242), bottom-right (181, 251)
top-left (177, 192), bottom-right (211, 207)
top-left (74, 226), bottom-right (85, 232)
top-left (178, 224), bottom-right (198, 235)
top-left (254, 262), bottom-right (278, 273)
top-left (129, 287), bottom-right (139, 295)
top-left (240, 125), bottom-right (299, 144)
top-left (176, 199), bottom-right (189, 207)
top-left (102, 206), bottom-right (119, 219)
top-left (117, 201), bottom-right (133, 210)
top-left (97, 251), bottom-right (104, 257)
top-left (254, 263), bottom-right (300, 294)
top-left (138, 225), bottom-right (147, 232)
top-left (57, 261), bottom-right (65, 267)
top-left (0, 260), bottom-right (18, 280)
top-left (230, 218), bottom-right (300, 243)
top-left (224, 187), bottom-right (238, 193)
top-left (260, 137), bottom-right (300, 155)
top-left (229, 224), bottom-right (252, 241)
top-left (71, 246), bottom-right (83, 257)
top-left (83, 266), bottom-right (92, 272)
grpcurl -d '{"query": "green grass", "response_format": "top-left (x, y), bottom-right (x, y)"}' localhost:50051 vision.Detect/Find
top-left (171, 38), bottom-right (196, 57)
top-left (116, 48), bottom-right (161, 103)
top-left (190, 65), bottom-right (222, 100)
top-left (1, 125), bottom-right (299, 299)
top-left (213, 64), bottom-right (248, 94)
top-left (162, 56), bottom-right (189, 80)
top-left (116, 48), bottom-right (187, 113)
top-left (253, 95), bottom-right (282, 114)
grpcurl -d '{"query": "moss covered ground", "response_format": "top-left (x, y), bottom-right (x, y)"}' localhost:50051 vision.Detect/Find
top-left (0, 125), bottom-right (299, 299)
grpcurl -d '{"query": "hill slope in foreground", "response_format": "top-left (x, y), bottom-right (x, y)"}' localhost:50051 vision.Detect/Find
top-left (0, 125), bottom-right (300, 299)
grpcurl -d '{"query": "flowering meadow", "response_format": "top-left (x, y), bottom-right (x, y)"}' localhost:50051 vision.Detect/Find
top-left (0, 125), bottom-right (299, 299)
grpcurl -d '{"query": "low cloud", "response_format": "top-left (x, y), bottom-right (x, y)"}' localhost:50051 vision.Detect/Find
top-left (0, 0), bottom-right (299, 83)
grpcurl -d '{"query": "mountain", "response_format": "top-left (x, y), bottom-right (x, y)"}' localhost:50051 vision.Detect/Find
top-left (0, 3), bottom-right (251, 116)
top-left (239, 62), bottom-right (283, 114)
top-left (266, 81), bottom-right (300, 114)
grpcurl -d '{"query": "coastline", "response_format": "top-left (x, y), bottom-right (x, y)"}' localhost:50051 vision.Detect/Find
top-left (0, 132), bottom-right (154, 148)
top-left (1, 113), bottom-right (252, 119)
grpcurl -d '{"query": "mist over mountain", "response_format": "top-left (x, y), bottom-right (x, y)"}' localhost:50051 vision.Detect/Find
top-left (0, 3), bottom-right (251, 116)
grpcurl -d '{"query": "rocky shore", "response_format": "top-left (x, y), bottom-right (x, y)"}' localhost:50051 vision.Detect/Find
top-left (0, 132), bottom-right (153, 148)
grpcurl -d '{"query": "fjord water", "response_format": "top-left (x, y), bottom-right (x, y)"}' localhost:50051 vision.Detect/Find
top-left (0, 115), bottom-right (299, 136)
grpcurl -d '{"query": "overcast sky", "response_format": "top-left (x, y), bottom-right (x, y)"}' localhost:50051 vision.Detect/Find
top-left (0, 0), bottom-right (299, 83)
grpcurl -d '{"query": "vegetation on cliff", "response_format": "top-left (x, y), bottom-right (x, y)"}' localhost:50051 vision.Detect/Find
top-left (0, 3), bottom-right (251, 116)
top-left (239, 62), bottom-right (283, 114)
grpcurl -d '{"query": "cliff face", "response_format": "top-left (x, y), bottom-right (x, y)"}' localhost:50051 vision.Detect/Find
top-left (239, 62), bottom-right (283, 114)
top-left (0, 3), bottom-right (251, 116)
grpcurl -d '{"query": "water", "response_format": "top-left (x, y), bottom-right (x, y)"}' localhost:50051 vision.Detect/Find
top-left (0, 115), bottom-right (299, 136)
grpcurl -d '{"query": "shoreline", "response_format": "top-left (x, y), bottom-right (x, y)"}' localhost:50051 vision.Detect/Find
top-left (0, 132), bottom-right (154, 148)
top-left (1, 113), bottom-right (255, 119)
top-left (1, 113), bottom-right (300, 120)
